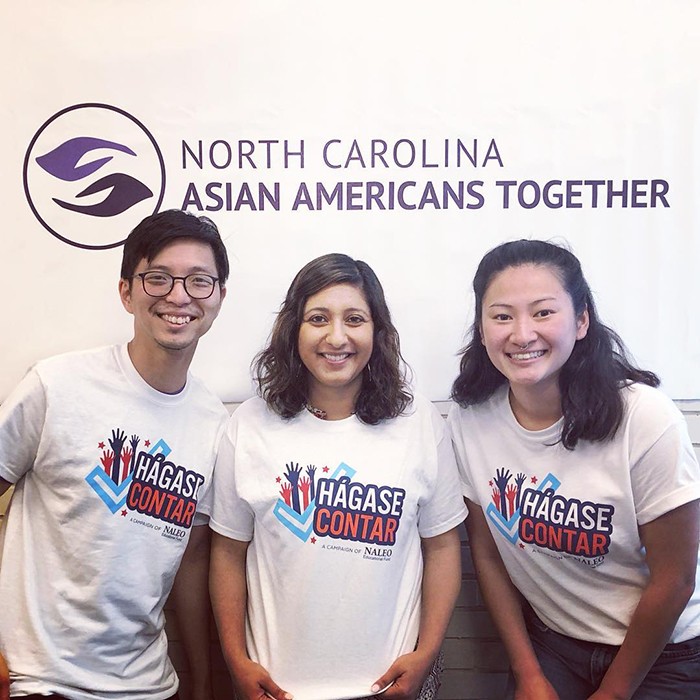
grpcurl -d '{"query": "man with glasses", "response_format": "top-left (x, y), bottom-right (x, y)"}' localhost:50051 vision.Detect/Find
top-left (0, 210), bottom-right (229, 700)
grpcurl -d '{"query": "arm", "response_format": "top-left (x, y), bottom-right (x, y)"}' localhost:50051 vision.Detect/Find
top-left (373, 526), bottom-right (463, 700)
top-left (0, 370), bottom-right (45, 700)
top-left (170, 524), bottom-right (213, 700)
top-left (590, 500), bottom-right (699, 700)
top-left (209, 532), bottom-right (292, 700)
top-left (0, 647), bottom-right (8, 700)
top-left (465, 500), bottom-right (558, 700)
top-left (1, 478), bottom-right (12, 700)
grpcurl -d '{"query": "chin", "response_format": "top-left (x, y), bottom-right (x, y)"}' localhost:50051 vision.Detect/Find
top-left (157, 338), bottom-right (197, 352)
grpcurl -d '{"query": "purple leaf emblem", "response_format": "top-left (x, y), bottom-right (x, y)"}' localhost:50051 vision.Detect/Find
top-left (53, 174), bottom-right (153, 217)
top-left (36, 137), bottom-right (137, 181)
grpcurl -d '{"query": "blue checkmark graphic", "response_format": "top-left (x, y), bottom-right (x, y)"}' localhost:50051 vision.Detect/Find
top-left (274, 461), bottom-right (356, 541)
top-left (86, 467), bottom-right (133, 514)
top-left (486, 473), bottom-right (561, 545)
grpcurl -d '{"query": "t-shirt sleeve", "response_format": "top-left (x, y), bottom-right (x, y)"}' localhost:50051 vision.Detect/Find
top-left (0, 367), bottom-right (47, 484)
top-left (629, 388), bottom-right (700, 525)
top-left (194, 415), bottom-right (229, 525)
top-left (446, 403), bottom-right (479, 503)
top-left (417, 405), bottom-right (468, 538)
top-left (208, 415), bottom-right (255, 541)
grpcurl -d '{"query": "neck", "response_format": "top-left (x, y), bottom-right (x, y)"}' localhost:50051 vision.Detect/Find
top-left (126, 340), bottom-right (194, 394)
top-left (306, 384), bottom-right (359, 421)
top-left (508, 384), bottom-right (563, 431)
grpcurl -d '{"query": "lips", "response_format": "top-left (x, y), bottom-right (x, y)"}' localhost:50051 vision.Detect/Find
top-left (507, 350), bottom-right (546, 361)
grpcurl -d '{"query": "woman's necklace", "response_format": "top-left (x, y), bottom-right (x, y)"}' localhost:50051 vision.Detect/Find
top-left (303, 402), bottom-right (356, 420)
top-left (303, 402), bottom-right (328, 420)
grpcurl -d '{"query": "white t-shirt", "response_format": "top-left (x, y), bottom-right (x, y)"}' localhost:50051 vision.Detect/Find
top-left (208, 394), bottom-right (467, 700)
top-left (0, 344), bottom-right (227, 700)
top-left (447, 383), bottom-right (700, 645)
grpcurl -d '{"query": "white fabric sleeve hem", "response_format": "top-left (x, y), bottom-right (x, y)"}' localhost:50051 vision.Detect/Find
top-left (636, 484), bottom-right (700, 526)
top-left (208, 517), bottom-right (253, 542)
top-left (419, 510), bottom-right (467, 540)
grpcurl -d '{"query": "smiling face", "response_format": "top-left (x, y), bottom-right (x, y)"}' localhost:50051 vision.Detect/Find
top-left (298, 283), bottom-right (374, 410)
top-left (480, 263), bottom-right (589, 403)
top-left (119, 238), bottom-right (226, 360)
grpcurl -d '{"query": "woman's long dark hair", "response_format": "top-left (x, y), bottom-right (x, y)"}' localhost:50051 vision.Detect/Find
top-left (451, 240), bottom-right (659, 449)
top-left (254, 253), bottom-right (412, 425)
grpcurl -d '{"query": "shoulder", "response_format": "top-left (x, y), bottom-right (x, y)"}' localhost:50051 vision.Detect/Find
top-left (388, 394), bottom-right (455, 447)
top-left (398, 393), bottom-right (442, 426)
top-left (185, 374), bottom-right (229, 420)
top-left (405, 392), bottom-right (435, 416)
top-left (622, 383), bottom-right (684, 429)
top-left (227, 396), bottom-right (280, 430)
top-left (33, 344), bottom-right (117, 382)
top-left (222, 396), bottom-right (295, 445)
top-left (447, 384), bottom-right (509, 427)
top-left (619, 383), bottom-right (692, 458)
top-left (232, 395), bottom-right (271, 419)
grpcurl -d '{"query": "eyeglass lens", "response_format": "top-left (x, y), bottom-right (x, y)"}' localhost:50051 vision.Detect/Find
top-left (141, 272), bottom-right (215, 299)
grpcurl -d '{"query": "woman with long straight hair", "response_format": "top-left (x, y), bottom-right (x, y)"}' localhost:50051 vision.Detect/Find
top-left (448, 239), bottom-right (700, 699)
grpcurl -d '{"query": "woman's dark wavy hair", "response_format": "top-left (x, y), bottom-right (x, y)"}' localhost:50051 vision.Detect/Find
top-left (253, 253), bottom-right (412, 425)
top-left (451, 239), bottom-right (659, 449)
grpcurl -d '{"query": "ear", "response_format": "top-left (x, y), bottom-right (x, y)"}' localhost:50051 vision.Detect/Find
top-left (209, 284), bottom-right (227, 321)
top-left (119, 278), bottom-right (134, 314)
top-left (576, 306), bottom-right (590, 340)
top-left (479, 322), bottom-right (485, 346)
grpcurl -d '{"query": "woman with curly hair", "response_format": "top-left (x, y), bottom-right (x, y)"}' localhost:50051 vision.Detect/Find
top-left (209, 253), bottom-right (466, 700)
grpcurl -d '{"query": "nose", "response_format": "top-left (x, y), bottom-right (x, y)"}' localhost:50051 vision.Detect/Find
top-left (165, 278), bottom-right (192, 304)
top-left (326, 319), bottom-right (347, 347)
top-left (511, 317), bottom-right (537, 347)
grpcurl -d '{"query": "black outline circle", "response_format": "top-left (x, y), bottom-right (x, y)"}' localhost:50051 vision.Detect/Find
top-left (23, 102), bottom-right (166, 250)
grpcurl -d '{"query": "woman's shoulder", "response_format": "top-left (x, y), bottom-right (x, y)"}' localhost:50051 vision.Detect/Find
top-left (402, 392), bottom-right (448, 424)
top-left (447, 384), bottom-right (509, 424)
top-left (621, 382), bottom-right (685, 430)
top-left (229, 395), bottom-right (279, 424)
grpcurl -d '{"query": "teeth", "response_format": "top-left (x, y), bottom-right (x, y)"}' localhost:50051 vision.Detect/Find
top-left (323, 353), bottom-right (350, 361)
top-left (510, 350), bottom-right (545, 360)
top-left (162, 314), bottom-right (191, 325)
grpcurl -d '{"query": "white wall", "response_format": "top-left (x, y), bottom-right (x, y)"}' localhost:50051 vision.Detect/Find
top-left (2, 1), bottom-right (700, 405)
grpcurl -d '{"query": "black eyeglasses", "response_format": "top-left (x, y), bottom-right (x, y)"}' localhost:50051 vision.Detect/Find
top-left (133, 272), bottom-right (220, 299)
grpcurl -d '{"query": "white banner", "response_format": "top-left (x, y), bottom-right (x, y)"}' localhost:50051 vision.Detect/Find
top-left (2, 1), bottom-right (699, 401)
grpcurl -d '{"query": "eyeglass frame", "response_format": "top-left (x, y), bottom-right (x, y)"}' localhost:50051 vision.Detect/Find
top-left (132, 271), bottom-right (221, 299)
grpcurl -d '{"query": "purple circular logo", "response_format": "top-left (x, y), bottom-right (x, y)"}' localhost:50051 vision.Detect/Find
top-left (24, 103), bottom-right (166, 250)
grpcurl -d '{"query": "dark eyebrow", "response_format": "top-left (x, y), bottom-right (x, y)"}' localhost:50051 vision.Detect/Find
top-left (304, 306), bottom-right (369, 314)
top-left (146, 264), bottom-right (215, 274)
top-left (487, 296), bottom-right (557, 309)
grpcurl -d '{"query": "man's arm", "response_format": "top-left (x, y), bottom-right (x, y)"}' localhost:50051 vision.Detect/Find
top-left (372, 526), bottom-right (463, 700)
top-left (0, 477), bottom-right (11, 700)
top-left (0, 649), bottom-right (8, 700)
top-left (0, 370), bottom-right (44, 700)
top-left (209, 532), bottom-right (291, 700)
top-left (170, 524), bottom-right (213, 700)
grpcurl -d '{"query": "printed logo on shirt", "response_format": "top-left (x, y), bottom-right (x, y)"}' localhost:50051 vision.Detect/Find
top-left (272, 460), bottom-right (405, 555)
top-left (85, 427), bottom-right (205, 531)
top-left (485, 468), bottom-right (614, 568)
